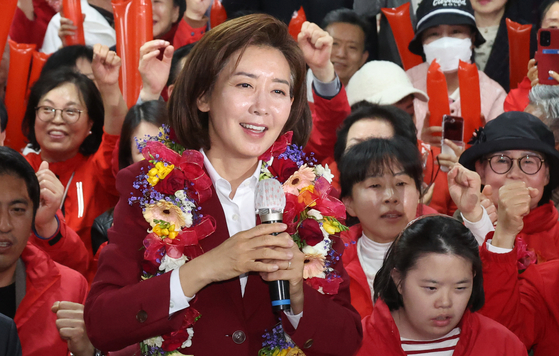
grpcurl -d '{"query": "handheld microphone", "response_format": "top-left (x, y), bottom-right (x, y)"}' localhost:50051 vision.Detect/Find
top-left (254, 178), bottom-right (290, 312)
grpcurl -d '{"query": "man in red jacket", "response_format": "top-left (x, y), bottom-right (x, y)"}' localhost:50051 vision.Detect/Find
top-left (0, 146), bottom-right (93, 356)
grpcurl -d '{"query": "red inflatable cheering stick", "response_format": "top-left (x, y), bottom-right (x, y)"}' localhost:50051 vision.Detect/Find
top-left (62, 0), bottom-right (86, 46)
top-left (210, 0), bottom-right (227, 28)
top-left (288, 7), bottom-right (306, 41)
top-left (112, 0), bottom-right (153, 107)
top-left (381, 3), bottom-right (423, 71)
top-left (506, 18), bottom-right (532, 90)
top-left (27, 51), bottom-right (51, 97)
top-left (0, 0), bottom-right (17, 58)
top-left (4, 40), bottom-right (35, 151)
top-left (426, 60), bottom-right (450, 132)
top-left (458, 60), bottom-right (482, 144)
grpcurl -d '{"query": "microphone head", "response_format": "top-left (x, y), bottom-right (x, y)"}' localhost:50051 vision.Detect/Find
top-left (255, 178), bottom-right (286, 213)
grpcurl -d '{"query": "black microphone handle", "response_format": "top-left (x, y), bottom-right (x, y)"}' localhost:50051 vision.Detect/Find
top-left (261, 217), bottom-right (291, 312)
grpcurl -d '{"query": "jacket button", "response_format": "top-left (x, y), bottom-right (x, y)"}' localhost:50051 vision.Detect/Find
top-left (232, 330), bottom-right (246, 344)
top-left (136, 310), bottom-right (148, 323)
top-left (304, 339), bottom-right (313, 349)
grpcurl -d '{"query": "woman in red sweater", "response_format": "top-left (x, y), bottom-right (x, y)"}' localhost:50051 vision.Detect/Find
top-left (358, 215), bottom-right (527, 356)
top-left (339, 136), bottom-right (437, 319)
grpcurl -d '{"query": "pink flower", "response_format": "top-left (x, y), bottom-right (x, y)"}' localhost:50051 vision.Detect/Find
top-left (143, 200), bottom-right (186, 229)
top-left (303, 251), bottom-right (325, 279)
top-left (516, 236), bottom-right (537, 271)
top-left (283, 165), bottom-right (315, 195)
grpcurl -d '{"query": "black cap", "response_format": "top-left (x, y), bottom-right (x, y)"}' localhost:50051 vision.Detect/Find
top-left (408, 0), bottom-right (486, 56)
top-left (459, 111), bottom-right (559, 190)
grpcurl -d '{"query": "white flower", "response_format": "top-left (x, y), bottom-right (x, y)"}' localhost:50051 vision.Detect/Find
top-left (175, 191), bottom-right (196, 228)
top-left (159, 254), bottom-right (188, 272)
top-left (303, 236), bottom-right (331, 258)
top-left (143, 336), bottom-right (163, 347)
top-left (315, 164), bottom-right (334, 183)
top-left (181, 327), bottom-right (194, 348)
top-left (307, 209), bottom-right (323, 220)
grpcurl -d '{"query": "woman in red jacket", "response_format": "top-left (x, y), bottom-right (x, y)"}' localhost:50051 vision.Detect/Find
top-left (358, 215), bottom-right (527, 356)
top-left (21, 46), bottom-right (126, 280)
top-left (85, 14), bottom-right (362, 355)
top-left (339, 136), bottom-right (437, 319)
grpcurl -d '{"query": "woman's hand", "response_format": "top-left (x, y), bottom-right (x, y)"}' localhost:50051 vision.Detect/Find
top-left (448, 164), bottom-right (484, 222)
top-left (92, 44), bottom-right (121, 88)
top-left (34, 161), bottom-right (63, 238)
top-left (58, 17), bottom-right (77, 46)
top-left (298, 21), bottom-right (335, 83)
top-left (260, 242), bottom-right (306, 314)
top-left (421, 112), bottom-right (442, 147)
top-left (52, 301), bottom-right (95, 356)
top-left (528, 58), bottom-right (539, 87)
top-left (480, 185), bottom-right (498, 225)
top-left (92, 44), bottom-right (127, 135)
top-left (138, 40), bottom-right (174, 101)
top-left (492, 182), bottom-right (538, 249)
top-left (179, 223), bottom-right (294, 297)
top-left (437, 139), bottom-right (464, 171)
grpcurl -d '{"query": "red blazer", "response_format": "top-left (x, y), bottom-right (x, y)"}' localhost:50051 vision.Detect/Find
top-left (480, 238), bottom-right (559, 356)
top-left (15, 243), bottom-right (88, 356)
top-left (85, 160), bottom-right (362, 355)
top-left (358, 299), bottom-right (527, 356)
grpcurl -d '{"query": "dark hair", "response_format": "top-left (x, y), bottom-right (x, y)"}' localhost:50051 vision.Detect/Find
top-left (339, 137), bottom-right (423, 200)
top-left (119, 101), bottom-right (169, 169)
top-left (0, 99), bottom-right (7, 132)
top-left (174, 0), bottom-right (186, 25)
top-left (374, 215), bottom-right (485, 313)
top-left (168, 14), bottom-right (312, 150)
top-left (334, 101), bottom-right (417, 165)
top-left (166, 43), bottom-right (196, 87)
top-left (0, 146), bottom-right (41, 221)
top-left (22, 68), bottom-right (104, 156)
top-left (321, 8), bottom-right (369, 47)
top-left (541, 0), bottom-right (559, 23)
top-left (41, 45), bottom-right (94, 76)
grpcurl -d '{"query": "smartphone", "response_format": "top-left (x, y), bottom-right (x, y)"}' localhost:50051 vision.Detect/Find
top-left (441, 115), bottom-right (464, 172)
top-left (535, 28), bottom-right (559, 85)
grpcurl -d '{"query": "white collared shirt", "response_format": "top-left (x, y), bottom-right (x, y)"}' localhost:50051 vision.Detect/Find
top-left (169, 150), bottom-right (302, 327)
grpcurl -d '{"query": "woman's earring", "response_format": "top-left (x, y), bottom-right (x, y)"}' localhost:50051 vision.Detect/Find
top-left (88, 130), bottom-right (93, 135)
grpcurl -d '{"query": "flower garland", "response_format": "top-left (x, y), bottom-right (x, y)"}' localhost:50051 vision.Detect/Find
top-left (131, 128), bottom-right (347, 355)
top-left (130, 125), bottom-right (216, 355)
top-left (257, 132), bottom-right (348, 356)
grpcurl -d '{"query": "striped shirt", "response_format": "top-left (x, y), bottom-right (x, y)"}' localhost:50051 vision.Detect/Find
top-left (401, 328), bottom-right (461, 355)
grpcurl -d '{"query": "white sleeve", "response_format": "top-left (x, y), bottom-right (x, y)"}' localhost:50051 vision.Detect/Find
top-left (41, 14), bottom-right (63, 54)
top-left (485, 239), bottom-right (514, 254)
top-left (284, 310), bottom-right (303, 329)
top-left (169, 269), bottom-right (195, 315)
top-left (461, 206), bottom-right (495, 246)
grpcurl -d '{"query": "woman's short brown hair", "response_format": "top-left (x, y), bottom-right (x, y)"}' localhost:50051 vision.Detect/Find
top-left (168, 13), bottom-right (312, 151)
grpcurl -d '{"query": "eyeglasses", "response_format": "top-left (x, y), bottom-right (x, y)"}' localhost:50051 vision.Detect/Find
top-left (35, 106), bottom-right (84, 124)
top-left (487, 154), bottom-right (545, 175)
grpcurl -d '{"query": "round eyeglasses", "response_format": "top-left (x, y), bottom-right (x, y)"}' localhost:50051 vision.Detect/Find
top-left (35, 106), bottom-right (84, 124)
top-left (487, 154), bottom-right (545, 175)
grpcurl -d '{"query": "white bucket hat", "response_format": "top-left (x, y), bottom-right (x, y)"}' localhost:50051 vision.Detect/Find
top-left (346, 61), bottom-right (429, 106)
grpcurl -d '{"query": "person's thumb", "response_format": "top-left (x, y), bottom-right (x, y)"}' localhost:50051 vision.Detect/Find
top-left (528, 187), bottom-right (539, 198)
top-left (39, 160), bottom-right (49, 172)
top-left (482, 185), bottom-right (493, 199)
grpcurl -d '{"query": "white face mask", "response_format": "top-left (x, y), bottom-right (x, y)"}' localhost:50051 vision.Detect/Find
top-left (423, 37), bottom-right (472, 72)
